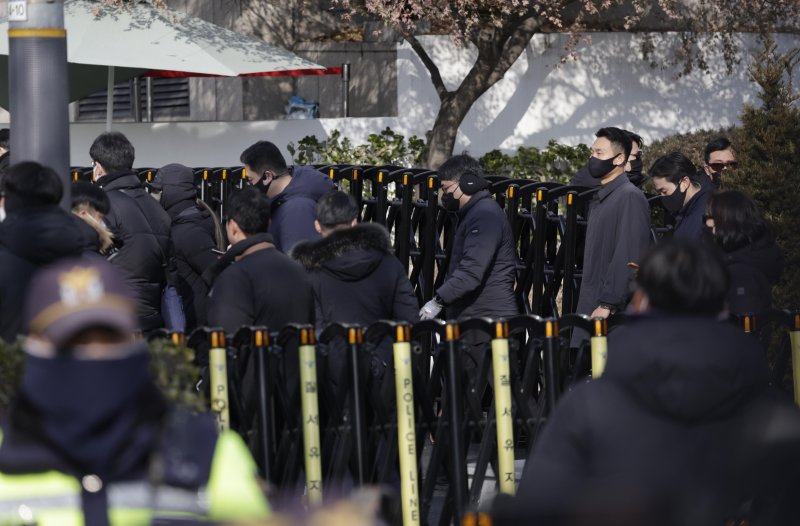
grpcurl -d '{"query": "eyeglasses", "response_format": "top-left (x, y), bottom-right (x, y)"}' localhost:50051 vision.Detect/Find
top-left (707, 161), bottom-right (738, 172)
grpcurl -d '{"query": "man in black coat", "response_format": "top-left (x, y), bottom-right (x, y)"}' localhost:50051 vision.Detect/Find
top-left (510, 241), bottom-right (800, 526)
top-left (154, 163), bottom-right (222, 331)
top-left (0, 128), bottom-right (9, 185)
top-left (0, 162), bottom-right (84, 341)
top-left (575, 127), bottom-right (650, 324)
top-left (91, 132), bottom-right (172, 332)
top-left (292, 191), bottom-right (418, 374)
top-left (650, 152), bottom-right (710, 242)
top-left (240, 140), bottom-right (334, 253)
top-left (207, 187), bottom-right (313, 335)
top-left (419, 154), bottom-right (518, 322)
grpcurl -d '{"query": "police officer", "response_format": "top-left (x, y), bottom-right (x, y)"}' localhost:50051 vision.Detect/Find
top-left (0, 258), bottom-right (270, 525)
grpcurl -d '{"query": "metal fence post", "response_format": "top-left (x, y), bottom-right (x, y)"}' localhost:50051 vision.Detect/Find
top-left (543, 318), bottom-right (560, 415)
top-left (347, 326), bottom-right (368, 486)
top-left (445, 321), bottom-right (468, 521)
top-left (253, 327), bottom-right (273, 481)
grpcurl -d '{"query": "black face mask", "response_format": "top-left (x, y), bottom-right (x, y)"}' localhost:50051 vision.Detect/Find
top-left (253, 174), bottom-right (272, 194)
top-left (660, 182), bottom-right (687, 216)
top-left (628, 157), bottom-right (643, 179)
top-left (588, 154), bottom-right (620, 179)
top-left (21, 344), bottom-right (151, 474)
top-left (709, 172), bottom-right (722, 190)
top-left (441, 191), bottom-right (460, 212)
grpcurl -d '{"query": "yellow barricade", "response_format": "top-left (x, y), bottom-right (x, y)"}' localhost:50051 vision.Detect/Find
top-left (208, 330), bottom-right (229, 432)
top-left (394, 324), bottom-right (421, 526)
top-left (298, 327), bottom-right (323, 505)
top-left (590, 318), bottom-right (608, 378)
top-left (491, 321), bottom-right (515, 495)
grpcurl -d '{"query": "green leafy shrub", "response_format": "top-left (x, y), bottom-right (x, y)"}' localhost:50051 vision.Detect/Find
top-left (480, 140), bottom-right (591, 183)
top-left (288, 127), bottom-right (426, 167)
top-left (0, 338), bottom-right (205, 415)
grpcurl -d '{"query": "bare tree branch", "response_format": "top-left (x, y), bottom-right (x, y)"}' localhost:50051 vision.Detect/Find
top-left (403, 32), bottom-right (451, 103)
top-left (488, 15), bottom-right (542, 85)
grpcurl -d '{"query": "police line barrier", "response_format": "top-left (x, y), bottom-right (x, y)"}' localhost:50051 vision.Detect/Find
top-left (153, 309), bottom-right (800, 525)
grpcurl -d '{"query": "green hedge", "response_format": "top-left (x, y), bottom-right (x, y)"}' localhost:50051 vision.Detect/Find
top-left (288, 130), bottom-right (589, 184)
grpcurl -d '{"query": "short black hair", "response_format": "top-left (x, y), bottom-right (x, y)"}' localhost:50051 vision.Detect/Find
top-left (648, 152), bottom-right (698, 185)
top-left (0, 128), bottom-right (9, 151)
top-left (595, 127), bottom-right (633, 164)
top-left (72, 181), bottom-right (110, 215)
top-left (707, 191), bottom-right (768, 252)
top-left (89, 132), bottom-right (135, 174)
top-left (636, 240), bottom-right (729, 316)
top-left (703, 137), bottom-right (733, 164)
top-left (438, 154), bottom-right (484, 182)
top-left (316, 191), bottom-right (358, 228)
top-left (227, 187), bottom-right (271, 236)
top-left (1, 161), bottom-right (63, 212)
top-left (240, 141), bottom-right (288, 178)
top-left (623, 130), bottom-right (644, 149)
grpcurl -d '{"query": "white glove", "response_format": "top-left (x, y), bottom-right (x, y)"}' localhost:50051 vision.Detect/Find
top-left (419, 298), bottom-right (444, 320)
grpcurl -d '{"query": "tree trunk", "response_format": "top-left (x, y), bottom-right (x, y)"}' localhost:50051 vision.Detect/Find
top-left (425, 94), bottom-right (479, 169)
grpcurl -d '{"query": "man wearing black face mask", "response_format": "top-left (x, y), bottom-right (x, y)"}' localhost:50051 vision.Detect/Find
top-left (240, 140), bottom-right (334, 253)
top-left (702, 137), bottom-right (737, 190)
top-left (650, 152), bottom-right (710, 241)
top-left (419, 154), bottom-right (518, 322)
top-left (0, 259), bottom-right (270, 525)
top-left (571, 130), bottom-right (646, 188)
top-left (574, 127), bottom-right (650, 327)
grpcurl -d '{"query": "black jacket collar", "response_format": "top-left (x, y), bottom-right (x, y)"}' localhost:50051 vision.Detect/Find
top-left (97, 171), bottom-right (142, 191)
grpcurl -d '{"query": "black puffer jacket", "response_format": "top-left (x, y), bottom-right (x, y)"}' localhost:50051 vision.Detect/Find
top-left (291, 223), bottom-right (418, 329)
top-left (98, 171), bottom-right (172, 332)
top-left (725, 236), bottom-right (784, 317)
top-left (269, 166), bottom-right (335, 253)
top-left (158, 164), bottom-right (220, 331)
top-left (515, 315), bottom-right (800, 525)
top-left (0, 207), bottom-right (85, 341)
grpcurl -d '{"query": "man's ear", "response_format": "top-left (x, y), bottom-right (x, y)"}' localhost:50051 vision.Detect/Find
top-left (228, 218), bottom-right (243, 238)
top-left (314, 219), bottom-right (322, 235)
top-left (350, 218), bottom-right (357, 227)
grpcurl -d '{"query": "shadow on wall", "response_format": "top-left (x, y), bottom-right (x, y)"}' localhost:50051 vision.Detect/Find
top-left (397, 32), bottom-right (796, 153)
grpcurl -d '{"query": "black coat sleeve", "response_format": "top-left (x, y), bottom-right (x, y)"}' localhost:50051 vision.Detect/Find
top-left (436, 212), bottom-right (502, 306)
top-left (597, 192), bottom-right (651, 309)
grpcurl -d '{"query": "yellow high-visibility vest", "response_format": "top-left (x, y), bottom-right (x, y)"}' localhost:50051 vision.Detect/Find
top-left (0, 430), bottom-right (270, 525)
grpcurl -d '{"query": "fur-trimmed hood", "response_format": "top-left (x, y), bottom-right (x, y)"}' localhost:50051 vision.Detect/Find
top-left (291, 223), bottom-right (391, 281)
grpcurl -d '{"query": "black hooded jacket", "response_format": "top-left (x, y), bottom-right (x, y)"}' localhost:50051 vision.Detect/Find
top-left (516, 315), bottom-right (800, 524)
top-left (724, 236), bottom-right (784, 317)
top-left (0, 207), bottom-right (85, 341)
top-left (98, 171), bottom-right (172, 332)
top-left (269, 166), bottom-right (334, 253)
top-left (291, 223), bottom-right (419, 330)
top-left (158, 164), bottom-right (220, 330)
